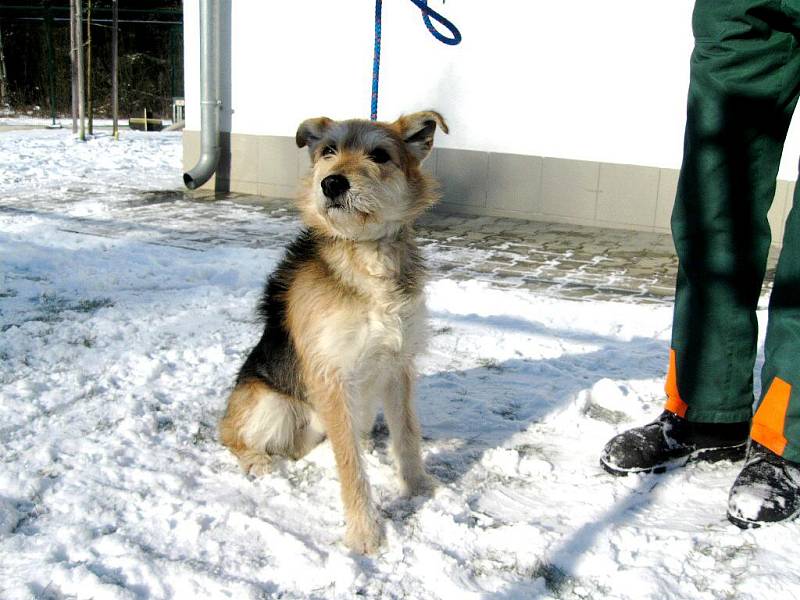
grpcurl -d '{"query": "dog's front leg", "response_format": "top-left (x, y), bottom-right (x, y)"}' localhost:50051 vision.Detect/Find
top-left (383, 366), bottom-right (436, 498)
top-left (312, 376), bottom-right (384, 554)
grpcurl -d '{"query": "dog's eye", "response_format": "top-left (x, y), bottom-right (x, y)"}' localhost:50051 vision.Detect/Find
top-left (321, 145), bottom-right (336, 157)
top-left (368, 148), bottom-right (391, 164)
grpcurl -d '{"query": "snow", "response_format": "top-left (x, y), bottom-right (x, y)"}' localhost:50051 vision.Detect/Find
top-left (0, 116), bottom-right (167, 128)
top-left (2, 129), bottom-right (800, 600)
top-left (729, 482), bottom-right (778, 521)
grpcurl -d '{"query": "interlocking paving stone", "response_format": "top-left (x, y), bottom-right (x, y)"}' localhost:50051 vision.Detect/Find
top-left (415, 208), bottom-right (778, 304)
top-left (2, 191), bottom-right (779, 305)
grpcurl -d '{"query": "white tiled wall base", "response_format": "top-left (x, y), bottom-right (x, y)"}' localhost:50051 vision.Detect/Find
top-left (184, 131), bottom-right (795, 245)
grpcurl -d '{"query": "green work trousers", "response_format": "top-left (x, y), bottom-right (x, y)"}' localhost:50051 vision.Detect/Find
top-left (666, 0), bottom-right (800, 461)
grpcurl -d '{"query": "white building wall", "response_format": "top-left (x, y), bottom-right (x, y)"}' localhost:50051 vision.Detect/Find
top-left (183, 0), bottom-right (800, 180)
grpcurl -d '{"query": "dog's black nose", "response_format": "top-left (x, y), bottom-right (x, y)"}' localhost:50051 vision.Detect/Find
top-left (321, 174), bottom-right (350, 199)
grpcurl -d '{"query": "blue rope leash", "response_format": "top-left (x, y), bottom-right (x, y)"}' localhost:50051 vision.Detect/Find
top-left (371, 0), bottom-right (461, 121)
top-left (371, 0), bottom-right (383, 121)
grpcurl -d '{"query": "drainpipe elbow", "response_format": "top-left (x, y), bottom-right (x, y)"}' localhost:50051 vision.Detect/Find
top-left (183, 146), bottom-right (219, 190)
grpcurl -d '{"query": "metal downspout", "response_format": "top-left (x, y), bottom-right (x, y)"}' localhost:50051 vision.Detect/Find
top-left (183, 0), bottom-right (220, 190)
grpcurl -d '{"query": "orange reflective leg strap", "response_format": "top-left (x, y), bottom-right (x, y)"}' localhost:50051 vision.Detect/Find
top-left (751, 377), bottom-right (791, 457)
top-left (664, 348), bottom-right (689, 418)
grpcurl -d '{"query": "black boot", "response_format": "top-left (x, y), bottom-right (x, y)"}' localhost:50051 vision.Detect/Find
top-left (600, 410), bottom-right (749, 475)
top-left (727, 442), bottom-right (800, 528)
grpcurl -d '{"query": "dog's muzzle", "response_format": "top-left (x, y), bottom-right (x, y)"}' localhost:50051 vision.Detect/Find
top-left (321, 175), bottom-right (350, 208)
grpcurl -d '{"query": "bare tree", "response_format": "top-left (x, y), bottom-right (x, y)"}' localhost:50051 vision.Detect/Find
top-left (0, 19), bottom-right (8, 110)
top-left (75, 0), bottom-right (85, 141)
top-left (112, 0), bottom-right (118, 139)
top-left (70, 0), bottom-right (78, 133)
top-left (43, 1), bottom-right (58, 127)
top-left (86, 0), bottom-right (93, 136)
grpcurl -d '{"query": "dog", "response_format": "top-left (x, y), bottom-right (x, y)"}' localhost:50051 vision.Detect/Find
top-left (220, 111), bottom-right (448, 553)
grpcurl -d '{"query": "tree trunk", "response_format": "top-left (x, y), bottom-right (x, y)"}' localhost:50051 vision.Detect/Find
top-left (87, 0), bottom-right (93, 136)
top-left (112, 0), bottom-right (118, 139)
top-left (75, 0), bottom-right (85, 141)
top-left (44, 2), bottom-right (58, 126)
top-left (0, 20), bottom-right (9, 110)
top-left (70, 0), bottom-right (77, 133)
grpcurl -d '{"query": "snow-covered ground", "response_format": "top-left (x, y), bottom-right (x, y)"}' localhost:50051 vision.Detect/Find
top-left (0, 116), bottom-right (169, 129)
top-left (1, 129), bottom-right (798, 600)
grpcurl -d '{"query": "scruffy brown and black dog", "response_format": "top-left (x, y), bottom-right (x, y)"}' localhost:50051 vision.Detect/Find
top-left (220, 111), bottom-right (448, 553)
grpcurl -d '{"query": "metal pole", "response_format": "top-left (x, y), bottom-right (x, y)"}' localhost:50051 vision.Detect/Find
top-left (43, 1), bottom-right (58, 127)
top-left (70, 1), bottom-right (77, 133)
top-left (76, 0), bottom-right (85, 141)
top-left (86, 0), bottom-right (92, 136)
top-left (112, 0), bottom-right (118, 139)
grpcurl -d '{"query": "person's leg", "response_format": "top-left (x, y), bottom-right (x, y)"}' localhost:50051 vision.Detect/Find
top-left (667, 0), bottom-right (798, 424)
top-left (602, 0), bottom-right (800, 474)
top-left (754, 194), bottom-right (800, 462)
top-left (728, 167), bottom-right (800, 527)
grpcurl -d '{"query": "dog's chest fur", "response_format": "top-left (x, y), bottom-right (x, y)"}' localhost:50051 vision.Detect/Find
top-left (315, 234), bottom-right (427, 369)
top-left (314, 236), bottom-right (427, 432)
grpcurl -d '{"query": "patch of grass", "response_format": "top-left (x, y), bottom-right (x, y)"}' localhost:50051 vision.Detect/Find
top-left (582, 402), bottom-right (629, 425)
top-left (192, 421), bottom-right (215, 446)
top-left (478, 358), bottom-right (506, 372)
top-left (530, 562), bottom-right (572, 595)
top-left (156, 417), bottom-right (176, 433)
top-left (67, 335), bottom-right (96, 348)
top-left (514, 443), bottom-right (549, 460)
top-left (75, 298), bottom-right (114, 313)
top-left (23, 294), bottom-right (116, 325)
top-left (37, 292), bottom-right (69, 313)
top-left (490, 401), bottom-right (521, 420)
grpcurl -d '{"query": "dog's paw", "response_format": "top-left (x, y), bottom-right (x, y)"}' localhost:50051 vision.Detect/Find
top-left (400, 471), bottom-right (438, 498)
top-left (344, 512), bottom-right (385, 555)
top-left (238, 451), bottom-right (274, 478)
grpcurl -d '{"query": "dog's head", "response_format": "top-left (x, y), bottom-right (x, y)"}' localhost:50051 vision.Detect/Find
top-left (295, 111), bottom-right (448, 240)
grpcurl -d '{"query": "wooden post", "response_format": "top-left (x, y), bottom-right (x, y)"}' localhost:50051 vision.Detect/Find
top-left (112, 0), bottom-right (118, 139)
top-left (86, 0), bottom-right (93, 136)
top-left (75, 0), bottom-right (85, 141)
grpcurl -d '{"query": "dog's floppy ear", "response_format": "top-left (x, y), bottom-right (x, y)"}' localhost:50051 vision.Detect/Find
top-left (394, 111), bottom-right (449, 162)
top-left (295, 117), bottom-right (334, 154)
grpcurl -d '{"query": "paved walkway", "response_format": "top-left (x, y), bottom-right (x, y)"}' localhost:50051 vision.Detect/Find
top-left (235, 195), bottom-right (780, 305)
top-left (2, 189), bottom-right (779, 305)
top-left (418, 211), bottom-right (681, 303)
